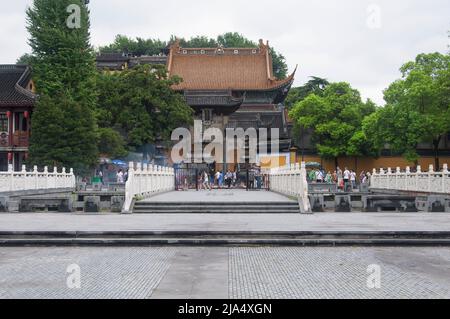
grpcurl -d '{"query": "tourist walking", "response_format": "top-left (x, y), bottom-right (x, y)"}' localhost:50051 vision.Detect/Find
top-left (225, 170), bottom-right (233, 188)
top-left (214, 171), bottom-right (221, 188)
top-left (202, 171), bottom-right (211, 190)
top-left (98, 170), bottom-right (104, 185)
top-left (350, 170), bottom-right (357, 190)
top-left (336, 167), bottom-right (343, 191)
top-left (343, 167), bottom-right (350, 192)
top-left (315, 169), bottom-right (324, 183)
top-left (218, 171), bottom-right (224, 188)
top-left (325, 171), bottom-right (332, 184)
top-left (332, 170), bottom-right (338, 184)
top-left (359, 171), bottom-right (366, 184)
top-left (116, 169), bottom-right (124, 184)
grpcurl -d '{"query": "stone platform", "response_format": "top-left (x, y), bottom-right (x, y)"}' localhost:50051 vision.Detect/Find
top-left (143, 189), bottom-right (295, 203)
top-left (0, 212), bottom-right (449, 232)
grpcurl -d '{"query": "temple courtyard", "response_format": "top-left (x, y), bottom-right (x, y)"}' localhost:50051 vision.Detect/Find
top-left (0, 211), bottom-right (450, 232)
top-left (1, 189), bottom-right (449, 299)
top-left (0, 246), bottom-right (449, 299)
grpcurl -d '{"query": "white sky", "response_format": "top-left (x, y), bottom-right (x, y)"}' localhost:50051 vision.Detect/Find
top-left (1, 0), bottom-right (449, 105)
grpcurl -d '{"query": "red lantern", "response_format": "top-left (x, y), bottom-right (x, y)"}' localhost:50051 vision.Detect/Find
top-left (7, 152), bottom-right (12, 162)
top-left (24, 111), bottom-right (29, 119)
top-left (6, 111), bottom-right (11, 118)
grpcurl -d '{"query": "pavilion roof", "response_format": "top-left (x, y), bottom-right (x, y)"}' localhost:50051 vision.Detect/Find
top-left (0, 65), bottom-right (36, 107)
top-left (167, 39), bottom-right (296, 91)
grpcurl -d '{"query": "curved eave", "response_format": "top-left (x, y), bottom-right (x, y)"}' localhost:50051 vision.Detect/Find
top-left (263, 65), bottom-right (297, 92)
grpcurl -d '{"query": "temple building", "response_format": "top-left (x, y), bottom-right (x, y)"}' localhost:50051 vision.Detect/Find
top-left (96, 40), bottom-right (296, 168)
top-left (0, 65), bottom-right (36, 171)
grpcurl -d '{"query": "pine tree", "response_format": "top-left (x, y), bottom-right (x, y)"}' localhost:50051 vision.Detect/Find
top-left (27, 0), bottom-right (98, 173)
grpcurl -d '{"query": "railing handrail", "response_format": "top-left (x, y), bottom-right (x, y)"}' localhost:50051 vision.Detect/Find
top-left (268, 162), bottom-right (311, 213)
top-left (122, 162), bottom-right (175, 213)
top-left (370, 164), bottom-right (449, 194)
top-left (0, 164), bottom-right (76, 193)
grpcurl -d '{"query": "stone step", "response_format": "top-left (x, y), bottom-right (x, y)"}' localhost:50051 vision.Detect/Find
top-left (133, 210), bottom-right (299, 214)
top-left (133, 200), bottom-right (300, 213)
top-left (135, 201), bottom-right (297, 206)
top-left (1, 237), bottom-right (450, 247)
top-left (2, 231), bottom-right (449, 239)
top-left (133, 205), bottom-right (299, 210)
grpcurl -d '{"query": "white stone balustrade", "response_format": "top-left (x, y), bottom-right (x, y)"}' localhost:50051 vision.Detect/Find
top-left (370, 164), bottom-right (450, 194)
top-left (269, 162), bottom-right (311, 213)
top-left (0, 164), bottom-right (75, 193)
top-left (122, 162), bottom-right (175, 213)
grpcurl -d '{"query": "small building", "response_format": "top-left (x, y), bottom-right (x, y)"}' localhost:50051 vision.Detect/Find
top-left (0, 65), bottom-right (36, 171)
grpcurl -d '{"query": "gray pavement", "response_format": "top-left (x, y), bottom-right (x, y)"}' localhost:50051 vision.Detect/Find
top-left (0, 246), bottom-right (449, 299)
top-left (144, 189), bottom-right (295, 202)
top-left (0, 212), bottom-right (450, 232)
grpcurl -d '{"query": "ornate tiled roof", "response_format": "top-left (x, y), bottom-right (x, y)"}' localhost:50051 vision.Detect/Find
top-left (0, 65), bottom-right (36, 107)
top-left (167, 39), bottom-right (296, 91)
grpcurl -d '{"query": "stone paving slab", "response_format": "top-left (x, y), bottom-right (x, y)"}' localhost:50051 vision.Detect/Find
top-left (0, 212), bottom-right (449, 232)
top-left (0, 246), bottom-right (449, 299)
top-left (143, 190), bottom-right (295, 202)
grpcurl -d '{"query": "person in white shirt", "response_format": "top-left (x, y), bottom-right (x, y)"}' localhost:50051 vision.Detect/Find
top-left (116, 169), bottom-right (124, 184)
top-left (315, 169), bottom-right (324, 183)
top-left (343, 167), bottom-right (350, 191)
top-left (214, 171), bottom-right (221, 187)
top-left (203, 171), bottom-right (211, 190)
top-left (350, 170), bottom-right (357, 190)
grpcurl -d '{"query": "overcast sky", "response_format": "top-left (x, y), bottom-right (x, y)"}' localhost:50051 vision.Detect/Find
top-left (1, 0), bottom-right (449, 105)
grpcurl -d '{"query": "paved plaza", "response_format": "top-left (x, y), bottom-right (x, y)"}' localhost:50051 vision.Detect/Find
top-left (1, 190), bottom-right (449, 299)
top-left (1, 212), bottom-right (450, 232)
top-left (0, 246), bottom-right (449, 299)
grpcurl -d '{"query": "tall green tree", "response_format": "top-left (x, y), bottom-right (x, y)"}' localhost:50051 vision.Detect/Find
top-left (364, 52), bottom-right (450, 168)
top-left (26, 0), bottom-right (98, 173)
top-left (289, 82), bottom-right (376, 168)
top-left (96, 65), bottom-right (193, 151)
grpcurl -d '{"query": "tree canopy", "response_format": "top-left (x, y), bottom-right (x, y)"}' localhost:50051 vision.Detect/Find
top-left (285, 76), bottom-right (330, 108)
top-left (289, 82), bottom-right (377, 166)
top-left (96, 64), bottom-right (193, 152)
top-left (363, 52), bottom-right (450, 167)
top-left (98, 32), bottom-right (289, 79)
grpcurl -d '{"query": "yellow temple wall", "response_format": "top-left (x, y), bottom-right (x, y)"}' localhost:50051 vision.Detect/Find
top-left (297, 155), bottom-right (450, 173)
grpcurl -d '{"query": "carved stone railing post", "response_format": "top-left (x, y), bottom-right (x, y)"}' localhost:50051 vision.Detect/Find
top-left (369, 163), bottom-right (449, 195)
top-left (268, 161), bottom-right (311, 213)
top-left (428, 165), bottom-right (434, 192)
top-left (0, 164), bottom-right (75, 193)
top-left (122, 162), bottom-right (175, 213)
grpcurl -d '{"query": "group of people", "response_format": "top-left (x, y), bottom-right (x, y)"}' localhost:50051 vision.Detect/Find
top-left (116, 169), bottom-right (128, 184)
top-left (198, 165), bottom-right (264, 190)
top-left (309, 166), bottom-right (371, 192)
top-left (200, 170), bottom-right (238, 190)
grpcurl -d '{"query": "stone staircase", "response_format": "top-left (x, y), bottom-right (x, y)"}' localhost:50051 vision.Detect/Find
top-left (2, 231), bottom-right (450, 246)
top-left (132, 201), bottom-right (300, 214)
